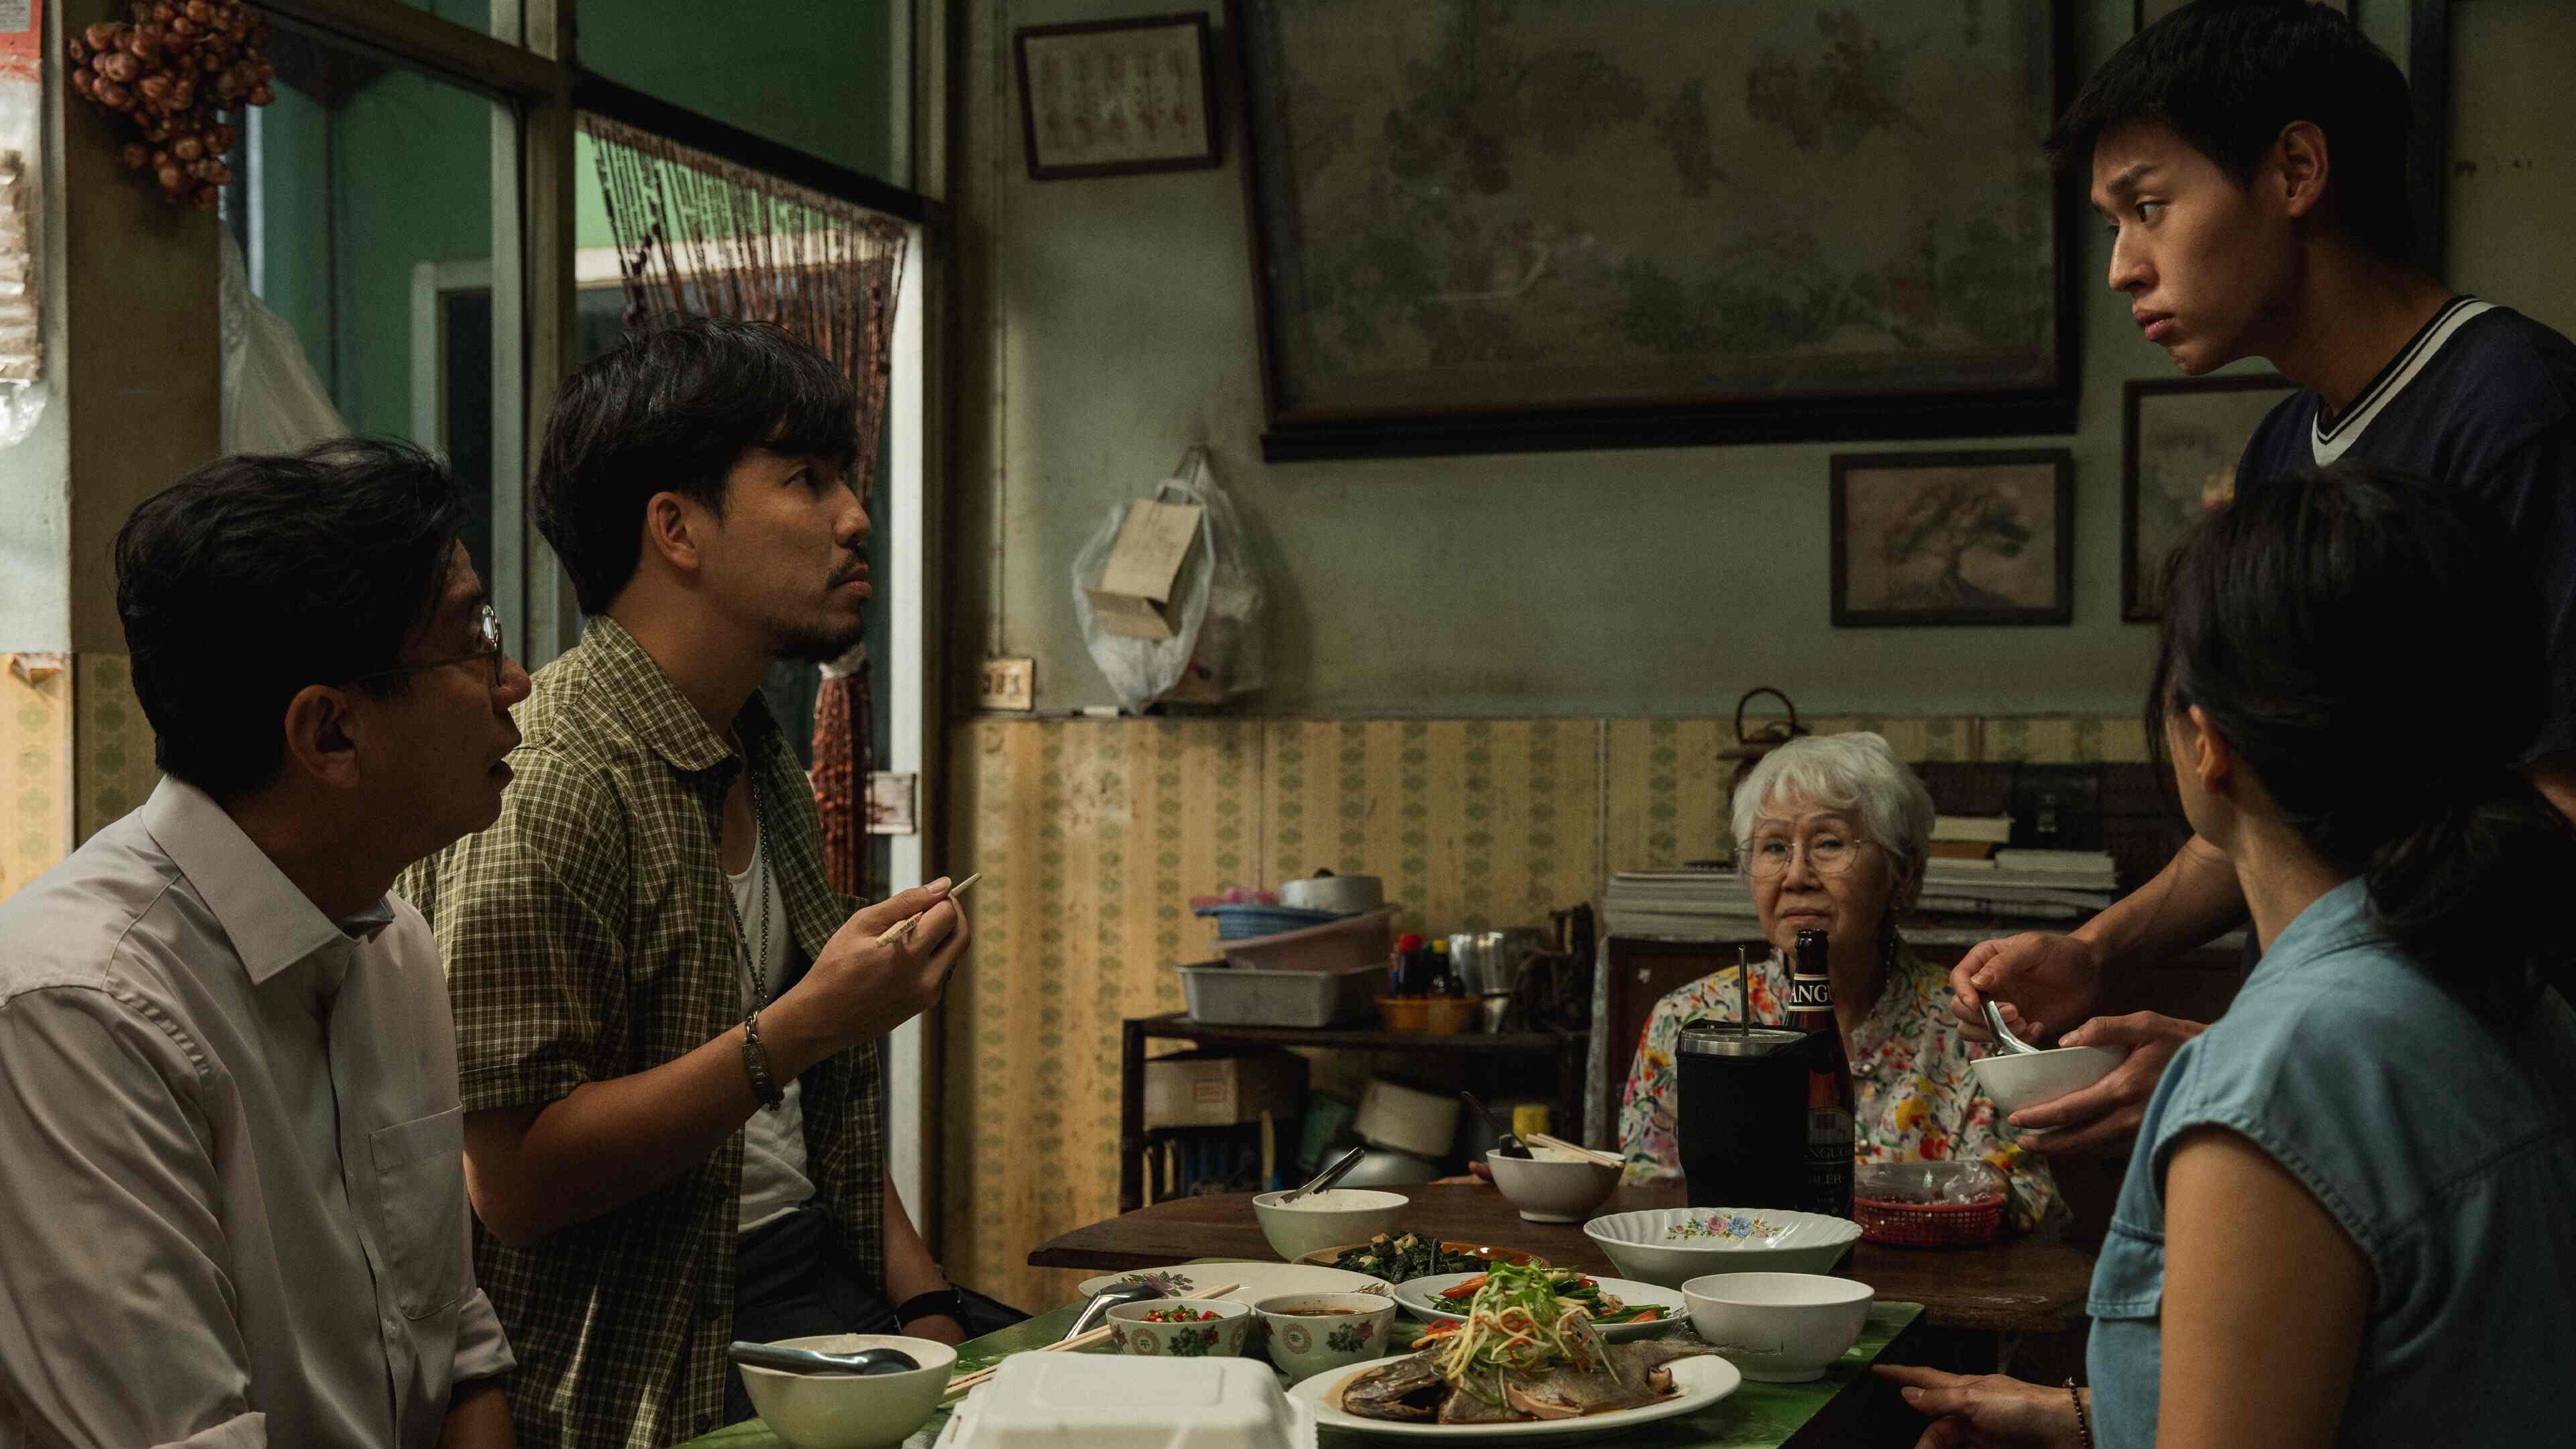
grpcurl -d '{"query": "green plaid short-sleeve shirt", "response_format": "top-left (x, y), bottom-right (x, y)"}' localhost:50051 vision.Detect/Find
top-left (398, 616), bottom-right (883, 1449)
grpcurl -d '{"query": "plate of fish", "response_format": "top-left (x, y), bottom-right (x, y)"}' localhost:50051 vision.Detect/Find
top-left (1391, 1271), bottom-right (1684, 1343)
top-left (1295, 1232), bottom-right (1545, 1283)
top-left (1289, 1263), bottom-right (1738, 1440)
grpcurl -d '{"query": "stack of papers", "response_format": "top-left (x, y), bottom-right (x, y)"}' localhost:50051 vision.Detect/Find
top-left (1603, 846), bottom-right (2121, 939)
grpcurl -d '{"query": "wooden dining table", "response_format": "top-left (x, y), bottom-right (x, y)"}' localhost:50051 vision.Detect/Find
top-left (1029, 1182), bottom-right (2098, 1336)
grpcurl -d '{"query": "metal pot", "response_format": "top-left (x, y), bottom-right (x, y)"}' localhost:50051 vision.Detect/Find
top-left (1448, 928), bottom-right (1548, 996)
top-left (1279, 871), bottom-right (1385, 914)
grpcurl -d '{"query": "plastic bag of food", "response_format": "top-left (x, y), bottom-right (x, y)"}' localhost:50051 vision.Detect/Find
top-left (1071, 447), bottom-right (1267, 712)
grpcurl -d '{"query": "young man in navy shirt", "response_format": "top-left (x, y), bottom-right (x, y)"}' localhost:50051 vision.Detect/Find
top-left (1952, 0), bottom-right (2576, 1150)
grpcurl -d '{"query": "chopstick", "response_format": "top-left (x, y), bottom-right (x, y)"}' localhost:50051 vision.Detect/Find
top-left (1527, 1133), bottom-right (1625, 1171)
top-left (876, 873), bottom-right (983, 946)
top-left (939, 1281), bottom-right (1242, 1402)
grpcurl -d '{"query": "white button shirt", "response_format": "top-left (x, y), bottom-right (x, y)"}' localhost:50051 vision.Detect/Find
top-left (0, 779), bottom-right (512, 1448)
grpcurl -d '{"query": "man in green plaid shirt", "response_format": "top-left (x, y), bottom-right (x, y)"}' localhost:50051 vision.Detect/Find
top-left (401, 319), bottom-right (996, 1447)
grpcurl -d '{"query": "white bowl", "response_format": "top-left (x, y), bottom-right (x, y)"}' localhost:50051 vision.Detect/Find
top-left (1582, 1207), bottom-right (1860, 1288)
top-left (739, 1334), bottom-right (955, 1449)
top-left (1252, 1187), bottom-right (1410, 1262)
top-left (1970, 1044), bottom-right (2127, 1124)
top-left (1682, 1273), bottom-right (1874, 1383)
top-left (1252, 1291), bottom-right (1399, 1384)
top-left (1103, 1298), bottom-right (1256, 1358)
top-left (1485, 1148), bottom-right (1621, 1223)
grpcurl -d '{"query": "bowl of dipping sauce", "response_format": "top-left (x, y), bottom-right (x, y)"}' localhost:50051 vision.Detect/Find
top-left (1252, 1293), bottom-right (1398, 1383)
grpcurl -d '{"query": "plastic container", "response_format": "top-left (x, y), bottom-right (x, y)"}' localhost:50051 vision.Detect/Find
top-left (1353, 1077), bottom-right (1461, 1159)
top-left (1199, 902), bottom-right (1348, 941)
top-left (1854, 1159), bottom-right (2007, 1247)
top-left (1375, 994), bottom-right (1477, 1034)
top-left (1175, 958), bottom-right (1379, 1028)
top-left (1220, 905), bottom-right (1400, 974)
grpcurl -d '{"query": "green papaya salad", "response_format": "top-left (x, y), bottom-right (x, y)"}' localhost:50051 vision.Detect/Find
top-left (1428, 1266), bottom-right (1672, 1326)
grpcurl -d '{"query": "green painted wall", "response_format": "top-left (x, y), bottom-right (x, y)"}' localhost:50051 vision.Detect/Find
top-left (947, 1), bottom-right (2576, 720)
top-left (579, 0), bottom-right (900, 182)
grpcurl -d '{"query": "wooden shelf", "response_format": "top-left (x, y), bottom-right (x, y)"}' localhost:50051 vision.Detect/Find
top-left (1131, 1011), bottom-right (1576, 1054)
top-left (1118, 1013), bottom-right (1589, 1212)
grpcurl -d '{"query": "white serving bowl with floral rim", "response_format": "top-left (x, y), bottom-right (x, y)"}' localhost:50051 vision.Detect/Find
top-left (1580, 1206), bottom-right (1861, 1288)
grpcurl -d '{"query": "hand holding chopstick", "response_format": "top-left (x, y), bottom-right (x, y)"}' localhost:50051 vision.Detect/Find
top-left (939, 1280), bottom-right (1242, 1401)
top-left (877, 871), bottom-right (981, 946)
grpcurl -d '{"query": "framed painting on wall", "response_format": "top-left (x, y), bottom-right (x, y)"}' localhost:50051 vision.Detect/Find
top-left (2121, 374), bottom-right (2298, 622)
top-left (1015, 12), bottom-right (1221, 180)
top-left (1831, 449), bottom-right (2075, 628)
top-left (1236, 1), bottom-right (2079, 462)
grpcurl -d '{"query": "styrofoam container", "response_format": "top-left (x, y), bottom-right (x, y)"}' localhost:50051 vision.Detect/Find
top-left (1175, 959), bottom-right (1381, 1028)
top-left (938, 1352), bottom-right (1313, 1448)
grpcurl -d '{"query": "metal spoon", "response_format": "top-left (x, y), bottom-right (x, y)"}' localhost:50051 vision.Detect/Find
top-left (1461, 1090), bottom-right (1530, 1159)
top-left (1061, 1279), bottom-right (1164, 1343)
top-left (1276, 1142), bottom-right (1369, 1204)
top-left (729, 1342), bottom-right (923, 1377)
top-left (1982, 998), bottom-right (2046, 1056)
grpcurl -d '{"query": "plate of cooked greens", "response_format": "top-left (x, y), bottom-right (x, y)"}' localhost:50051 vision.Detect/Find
top-left (1393, 1270), bottom-right (1683, 1342)
top-left (1298, 1232), bottom-right (1545, 1283)
top-left (1291, 1263), bottom-right (1737, 1440)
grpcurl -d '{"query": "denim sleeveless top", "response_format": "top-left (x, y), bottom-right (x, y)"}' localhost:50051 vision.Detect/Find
top-left (2086, 878), bottom-right (2576, 1448)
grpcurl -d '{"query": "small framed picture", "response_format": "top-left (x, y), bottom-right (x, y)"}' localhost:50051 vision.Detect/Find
top-left (2121, 375), bottom-right (2300, 621)
top-left (1831, 449), bottom-right (2075, 628)
top-left (1014, 12), bottom-right (1220, 180)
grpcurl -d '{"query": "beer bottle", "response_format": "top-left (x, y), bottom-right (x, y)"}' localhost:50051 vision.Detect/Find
top-left (1788, 927), bottom-right (1856, 1218)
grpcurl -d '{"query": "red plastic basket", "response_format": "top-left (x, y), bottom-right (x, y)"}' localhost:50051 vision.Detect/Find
top-left (1854, 1193), bottom-right (2005, 1247)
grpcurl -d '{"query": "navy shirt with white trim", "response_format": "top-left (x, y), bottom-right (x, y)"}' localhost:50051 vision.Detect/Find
top-left (2237, 297), bottom-right (2576, 760)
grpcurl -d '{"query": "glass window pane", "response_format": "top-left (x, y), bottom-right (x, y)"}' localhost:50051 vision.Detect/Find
top-left (392, 0), bottom-right (492, 33)
top-left (579, 0), bottom-right (906, 183)
top-left (241, 36), bottom-right (519, 620)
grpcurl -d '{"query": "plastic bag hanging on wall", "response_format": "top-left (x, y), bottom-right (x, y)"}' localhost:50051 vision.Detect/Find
top-left (1071, 447), bottom-right (1269, 712)
top-left (0, 0), bottom-right (44, 447)
top-left (218, 232), bottom-right (345, 453)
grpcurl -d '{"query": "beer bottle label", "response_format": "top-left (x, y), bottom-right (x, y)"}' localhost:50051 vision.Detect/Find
top-left (1806, 1106), bottom-right (1855, 1215)
top-left (1787, 974), bottom-right (1834, 1012)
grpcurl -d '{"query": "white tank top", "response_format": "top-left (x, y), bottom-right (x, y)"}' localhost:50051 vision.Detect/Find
top-left (727, 818), bottom-right (817, 1234)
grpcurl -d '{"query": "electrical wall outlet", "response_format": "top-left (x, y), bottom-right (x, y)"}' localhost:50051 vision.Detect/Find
top-left (977, 656), bottom-right (1035, 711)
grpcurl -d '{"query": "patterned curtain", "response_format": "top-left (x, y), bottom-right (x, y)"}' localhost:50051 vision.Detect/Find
top-left (581, 113), bottom-right (908, 898)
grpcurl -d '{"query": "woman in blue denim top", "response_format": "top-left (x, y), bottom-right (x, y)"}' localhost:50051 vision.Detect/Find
top-left (1879, 464), bottom-right (2576, 1448)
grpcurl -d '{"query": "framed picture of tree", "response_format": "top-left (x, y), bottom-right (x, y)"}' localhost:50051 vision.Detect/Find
top-left (1830, 449), bottom-right (2075, 627)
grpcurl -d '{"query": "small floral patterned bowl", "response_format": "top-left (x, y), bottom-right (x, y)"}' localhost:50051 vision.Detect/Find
top-left (1582, 1206), bottom-right (1861, 1288)
top-left (1250, 1293), bottom-right (1397, 1383)
top-left (1102, 1299), bottom-right (1254, 1359)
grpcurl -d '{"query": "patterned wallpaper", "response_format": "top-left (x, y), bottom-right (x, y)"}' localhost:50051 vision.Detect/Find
top-left (937, 714), bottom-right (2154, 1312)
top-left (76, 655), bottom-right (160, 844)
top-left (0, 658), bottom-right (72, 901)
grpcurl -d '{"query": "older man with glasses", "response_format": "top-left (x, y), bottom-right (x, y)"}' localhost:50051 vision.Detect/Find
top-left (0, 440), bottom-right (529, 1448)
top-left (1614, 732), bottom-right (2066, 1237)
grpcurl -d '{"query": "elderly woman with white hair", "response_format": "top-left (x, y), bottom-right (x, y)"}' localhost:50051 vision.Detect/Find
top-left (1616, 732), bottom-right (2063, 1234)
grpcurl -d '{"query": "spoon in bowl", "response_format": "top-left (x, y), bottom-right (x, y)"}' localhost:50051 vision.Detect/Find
top-left (1982, 998), bottom-right (2047, 1056)
top-left (1275, 1142), bottom-right (1368, 1205)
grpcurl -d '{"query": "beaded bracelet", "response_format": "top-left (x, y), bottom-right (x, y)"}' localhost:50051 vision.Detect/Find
top-left (2065, 1378), bottom-right (2094, 1449)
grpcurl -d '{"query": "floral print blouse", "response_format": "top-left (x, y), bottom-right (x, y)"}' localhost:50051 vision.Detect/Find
top-left (1615, 942), bottom-right (2064, 1234)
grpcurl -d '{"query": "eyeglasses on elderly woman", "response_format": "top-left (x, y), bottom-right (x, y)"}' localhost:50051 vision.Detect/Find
top-left (1743, 822), bottom-right (1880, 878)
